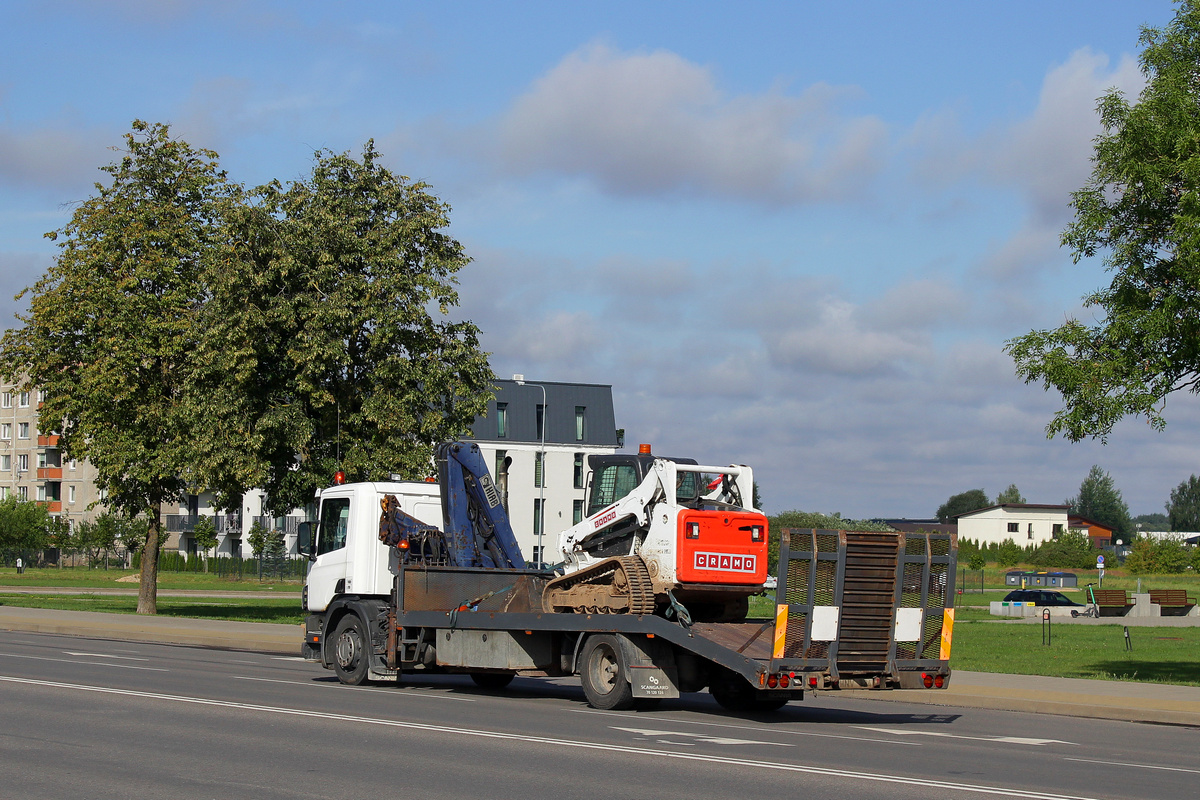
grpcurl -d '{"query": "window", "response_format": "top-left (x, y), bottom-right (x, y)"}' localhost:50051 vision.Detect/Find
top-left (575, 406), bottom-right (586, 441)
top-left (1, 392), bottom-right (9, 408)
top-left (496, 403), bottom-right (508, 438)
top-left (0, 487), bottom-right (7, 499)
top-left (0, 455), bottom-right (8, 471)
top-left (1007, 522), bottom-right (1019, 533)
top-left (18, 392), bottom-right (29, 408)
top-left (573, 499), bottom-right (583, 525)
top-left (1028, 523), bottom-right (1034, 540)
top-left (587, 464), bottom-right (639, 516)
top-left (17, 422), bottom-right (28, 439)
top-left (1052, 523), bottom-right (1063, 537)
top-left (534, 452), bottom-right (544, 488)
top-left (17, 454), bottom-right (28, 472)
top-left (536, 404), bottom-right (545, 440)
top-left (533, 499), bottom-right (543, 538)
top-left (18, 486), bottom-right (27, 500)
top-left (1, 423), bottom-right (9, 440)
top-left (37, 389), bottom-right (47, 403)
top-left (37, 453), bottom-right (47, 469)
top-left (68, 485), bottom-right (76, 504)
top-left (316, 497), bottom-right (350, 555)
top-left (37, 485), bottom-right (46, 501)
top-left (69, 459), bottom-right (77, 471)
top-left (573, 453), bottom-right (585, 488)
top-left (532, 545), bottom-right (543, 566)
top-left (494, 449), bottom-right (507, 479)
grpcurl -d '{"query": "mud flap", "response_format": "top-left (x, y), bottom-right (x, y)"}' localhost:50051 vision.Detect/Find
top-left (617, 634), bottom-right (680, 699)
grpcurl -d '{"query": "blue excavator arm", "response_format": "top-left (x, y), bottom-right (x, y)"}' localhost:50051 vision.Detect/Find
top-left (436, 441), bottom-right (527, 569)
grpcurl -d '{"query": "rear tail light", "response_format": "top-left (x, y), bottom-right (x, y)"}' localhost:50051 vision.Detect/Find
top-left (751, 525), bottom-right (764, 542)
top-left (779, 674), bottom-right (789, 688)
top-left (767, 674), bottom-right (779, 689)
top-left (686, 521), bottom-right (700, 539)
top-left (934, 674), bottom-right (945, 689)
top-left (809, 676), bottom-right (818, 688)
top-left (922, 673), bottom-right (934, 689)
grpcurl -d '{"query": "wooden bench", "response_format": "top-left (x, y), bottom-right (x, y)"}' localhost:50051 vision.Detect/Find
top-left (1149, 589), bottom-right (1198, 614)
top-left (1089, 588), bottom-right (1133, 616)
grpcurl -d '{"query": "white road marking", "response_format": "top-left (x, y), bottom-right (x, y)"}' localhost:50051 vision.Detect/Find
top-left (612, 726), bottom-right (791, 747)
top-left (575, 708), bottom-right (923, 747)
top-left (271, 657), bottom-right (308, 661)
top-left (1065, 758), bottom-right (1200, 775)
top-left (231, 675), bottom-right (477, 701)
top-left (0, 653), bottom-right (167, 671)
top-left (64, 651), bottom-right (149, 661)
top-left (0, 675), bottom-right (1107, 800)
top-left (856, 727), bottom-right (1075, 746)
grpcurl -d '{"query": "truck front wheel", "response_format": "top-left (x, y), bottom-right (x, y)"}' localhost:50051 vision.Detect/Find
top-left (331, 615), bottom-right (370, 686)
top-left (580, 635), bottom-right (635, 710)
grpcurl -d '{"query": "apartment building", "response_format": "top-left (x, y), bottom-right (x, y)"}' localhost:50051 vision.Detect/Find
top-left (0, 385), bottom-right (103, 528)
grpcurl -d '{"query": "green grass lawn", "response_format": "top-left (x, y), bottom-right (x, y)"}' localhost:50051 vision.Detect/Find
top-left (950, 619), bottom-right (1200, 686)
top-left (0, 592), bottom-right (304, 625)
top-left (0, 566), bottom-right (300, 591)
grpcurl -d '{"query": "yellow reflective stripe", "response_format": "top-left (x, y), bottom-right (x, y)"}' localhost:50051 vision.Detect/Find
top-left (773, 603), bottom-right (788, 659)
top-left (940, 608), bottom-right (955, 660)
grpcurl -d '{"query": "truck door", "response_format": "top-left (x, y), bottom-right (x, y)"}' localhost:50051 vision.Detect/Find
top-left (305, 495), bottom-right (352, 612)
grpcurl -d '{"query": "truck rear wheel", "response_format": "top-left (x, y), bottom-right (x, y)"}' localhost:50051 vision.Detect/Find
top-left (331, 614), bottom-right (370, 686)
top-left (580, 634), bottom-right (635, 710)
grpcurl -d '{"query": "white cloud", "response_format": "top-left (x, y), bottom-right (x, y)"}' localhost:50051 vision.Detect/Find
top-left (492, 42), bottom-right (888, 204)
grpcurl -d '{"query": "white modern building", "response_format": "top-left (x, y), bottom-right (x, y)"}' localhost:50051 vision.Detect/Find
top-left (956, 504), bottom-right (1070, 547)
top-left (467, 377), bottom-right (622, 565)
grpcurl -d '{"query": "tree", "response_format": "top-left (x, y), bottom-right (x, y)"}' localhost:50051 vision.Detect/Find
top-left (195, 142), bottom-right (494, 515)
top-left (1006, 3), bottom-right (1200, 441)
top-left (1030, 529), bottom-right (1094, 569)
top-left (192, 515), bottom-right (218, 572)
top-left (0, 496), bottom-right (50, 554)
top-left (246, 520), bottom-right (269, 560)
top-left (45, 517), bottom-right (75, 568)
top-left (995, 484), bottom-right (1026, 505)
top-left (936, 489), bottom-right (991, 523)
top-left (967, 552), bottom-right (987, 571)
top-left (1167, 475), bottom-right (1200, 530)
top-left (75, 514), bottom-right (118, 568)
top-left (0, 121), bottom-right (243, 613)
top-left (1133, 512), bottom-right (1170, 531)
top-left (996, 538), bottom-right (1023, 568)
top-left (1067, 465), bottom-right (1133, 540)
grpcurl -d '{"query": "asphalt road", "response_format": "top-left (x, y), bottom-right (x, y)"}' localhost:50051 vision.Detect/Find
top-left (1, 631), bottom-right (1196, 800)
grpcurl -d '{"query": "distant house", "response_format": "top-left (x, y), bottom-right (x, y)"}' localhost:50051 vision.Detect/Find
top-left (880, 519), bottom-right (958, 535)
top-left (955, 504), bottom-right (1070, 547)
top-left (1068, 514), bottom-right (1113, 549)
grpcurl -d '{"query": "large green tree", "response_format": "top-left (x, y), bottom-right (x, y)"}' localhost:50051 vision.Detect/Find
top-left (995, 484), bottom-right (1026, 505)
top-left (936, 489), bottom-right (991, 523)
top-left (1167, 474), bottom-right (1200, 530)
top-left (0, 121), bottom-right (242, 612)
top-left (197, 142), bottom-right (494, 513)
top-left (1007, 3), bottom-right (1200, 441)
top-left (1067, 465), bottom-right (1133, 540)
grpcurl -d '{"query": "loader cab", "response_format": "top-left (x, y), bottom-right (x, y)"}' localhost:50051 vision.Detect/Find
top-left (585, 452), bottom-right (701, 516)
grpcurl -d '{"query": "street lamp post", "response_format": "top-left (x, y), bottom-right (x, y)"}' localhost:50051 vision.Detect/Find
top-left (513, 375), bottom-right (546, 566)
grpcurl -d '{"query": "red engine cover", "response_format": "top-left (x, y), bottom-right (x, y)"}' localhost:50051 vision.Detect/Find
top-left (676, 510), bottom-right (769, 585)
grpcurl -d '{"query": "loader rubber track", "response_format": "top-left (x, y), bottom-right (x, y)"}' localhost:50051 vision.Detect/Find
top-left (543, 555), bottom-right (655, 615)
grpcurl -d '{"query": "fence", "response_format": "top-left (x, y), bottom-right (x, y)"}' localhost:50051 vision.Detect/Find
top-left (958, 567), bottom-right (985, 593)
top-left (136, 551), bottom-right (306, 581)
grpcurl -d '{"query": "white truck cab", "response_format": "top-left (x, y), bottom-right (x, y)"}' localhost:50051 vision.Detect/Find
top-left (301, 481), bottom-right (442, 612)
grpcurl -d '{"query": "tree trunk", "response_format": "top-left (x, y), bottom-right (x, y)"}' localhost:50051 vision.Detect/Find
top-left (137, 506), bottom-right (161, 615)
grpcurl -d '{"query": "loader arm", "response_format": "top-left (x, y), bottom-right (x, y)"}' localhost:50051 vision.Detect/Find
top-left (436, 441), bottom-right (527, 569)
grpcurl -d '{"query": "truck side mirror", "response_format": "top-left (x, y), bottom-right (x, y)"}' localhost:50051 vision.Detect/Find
top-left (297, 521), bottom-right (316, 561)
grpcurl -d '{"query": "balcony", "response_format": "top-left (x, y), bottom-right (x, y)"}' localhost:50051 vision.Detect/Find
top-left (37, 467), bottom-right (63, 480)
top-left (38, 501), bottom-right (62, 513)
top-left (37, 434), bottom-right (60, 447)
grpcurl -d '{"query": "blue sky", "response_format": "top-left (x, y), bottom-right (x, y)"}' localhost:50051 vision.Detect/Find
top-left (1, 0), bottom-right (1192, 519)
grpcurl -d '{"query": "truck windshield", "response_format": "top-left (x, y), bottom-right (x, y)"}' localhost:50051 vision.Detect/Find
top-left (316, 497), bottom-right (350, 556)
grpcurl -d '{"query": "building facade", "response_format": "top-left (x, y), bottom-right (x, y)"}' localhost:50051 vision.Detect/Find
top-left (0, 385), bottom-right (104, 529)
top-left (956, 504), bottom-right (1070, 547)
top-left (466, 378), bottom-right (622, 565)
top-left (4, 377), bottom-right (624, 565)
